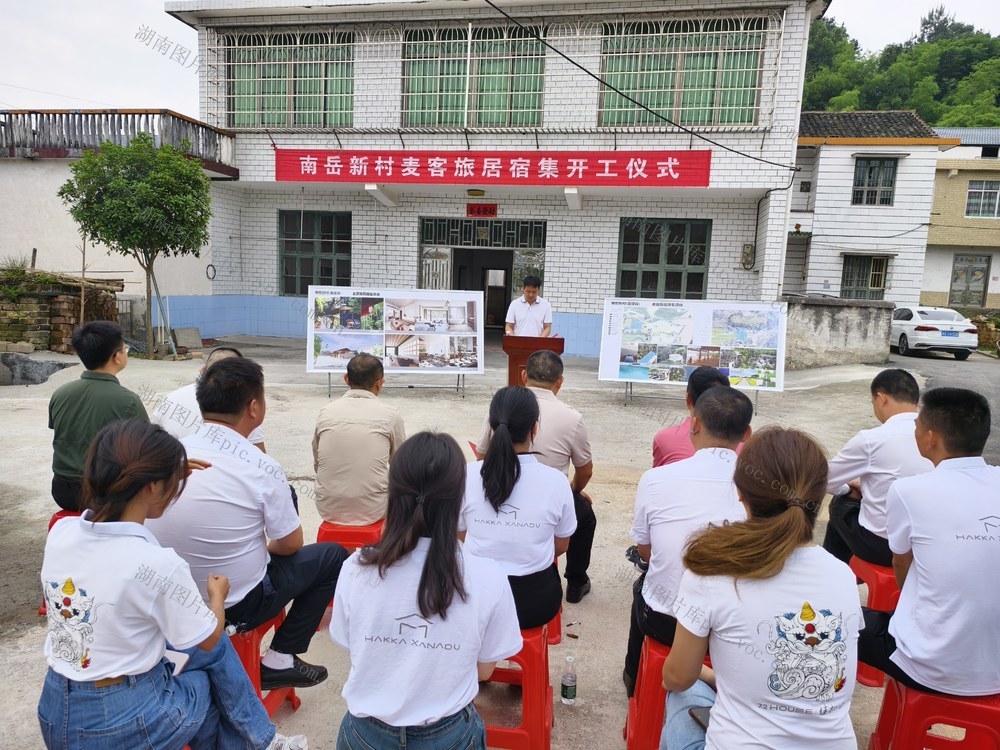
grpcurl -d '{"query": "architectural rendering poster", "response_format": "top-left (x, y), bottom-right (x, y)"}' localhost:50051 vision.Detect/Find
top-left (598, 299), bottom-right (787, 391)
top-left (307, 287), bottom-right (484, 375)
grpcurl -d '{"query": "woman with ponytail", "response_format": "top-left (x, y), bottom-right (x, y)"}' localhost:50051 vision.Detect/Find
top-left (659, 427), bottom-right (863, 750)
top-left (460, 386), bottom-right (577, 629)
top-left (331, 432), bottom-right (522, 750)
top-left (37, 419), bottom-right (304, 750)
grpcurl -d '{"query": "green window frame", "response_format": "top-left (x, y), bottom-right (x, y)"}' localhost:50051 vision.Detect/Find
top-left (840, 255), bottom-right (889, 300)
top-left (599, 17), bottom-right (767, 127)
top-left (852, 158), bottom-right (897, 206)
top-left (617, 219), bottom-right (711, 299)
top-left (226, 30), bottom-right (354, 128)
top-left (279, 211), bottom-right (351, 296)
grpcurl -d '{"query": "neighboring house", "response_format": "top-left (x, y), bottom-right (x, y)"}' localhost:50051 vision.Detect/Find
top-left (922, 128), bottom-right (1000, 310)
top-left (784, 111), bottom-right (957, 304)
top-left (160, 0), bottom-right (832, 355)
top-left (0, 110), bottom-right (236, 301)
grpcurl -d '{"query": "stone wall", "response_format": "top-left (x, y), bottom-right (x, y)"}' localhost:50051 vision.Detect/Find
top-left (785, 296), bottom-right (894, 370)
top-left (0, 295), bottom-right (50, 349)
top-left (0, 287), bottom-right (118, 352)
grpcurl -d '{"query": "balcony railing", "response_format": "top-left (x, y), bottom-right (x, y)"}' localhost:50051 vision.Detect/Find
top-left (0, 109), bottom-right (237, 176)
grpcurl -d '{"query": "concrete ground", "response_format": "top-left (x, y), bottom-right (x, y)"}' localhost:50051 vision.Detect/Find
top-left (3, 335), bottom-right (970, 749)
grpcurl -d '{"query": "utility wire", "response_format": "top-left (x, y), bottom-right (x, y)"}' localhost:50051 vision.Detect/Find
top-left (480, 0), bottom-right (799, 172)
top-left (0, 82), bottom-right (115, 107)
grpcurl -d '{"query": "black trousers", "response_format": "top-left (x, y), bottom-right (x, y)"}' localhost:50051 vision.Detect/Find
top-left (565, 490), bottom-right (597, 587)
top-left (623, 572), bottom-right (678, 697)
top-left (858, 608), bottom-right (941, 693)
top-left (224, 542), bottom-right (348, 655)
top-left (822, 493), bottom-right (893, 567)
top-left (508, 563), bottom-right (563, 630)
top-left (52, 475), bottom-right (83, 512)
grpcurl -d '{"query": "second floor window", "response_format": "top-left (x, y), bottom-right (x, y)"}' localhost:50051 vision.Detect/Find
top-left (402, 26), bottom-right (545, 127)
top-left (966, 180), bottom-right (1000, 218)
top-left (852, 158), bottom-right (897, 206)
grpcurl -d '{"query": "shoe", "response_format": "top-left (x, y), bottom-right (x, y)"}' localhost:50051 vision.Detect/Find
top-left (260, 656), bottom-right (328, 690)
top-left (266, 734), bottom-right (309, 750)
top-left (625, 545), bottom-right (649, 573)
top-left (565, 580), bottom-right (591, 604)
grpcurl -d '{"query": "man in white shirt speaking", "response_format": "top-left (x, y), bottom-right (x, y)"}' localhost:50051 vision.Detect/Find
top-left (822, 369), bottom-right (932, 567)
top-left (504, 275), bottom-right (552, 337)
top-left (147, 357), bottom-right (349, 691)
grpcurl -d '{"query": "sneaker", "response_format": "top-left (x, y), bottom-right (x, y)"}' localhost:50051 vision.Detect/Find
top-left (260, 656), bottom-right (328, 690)
top-left (625, 545), bottom-right (648, 573)
top-left (266, 734), bottom-right (308, 750)
top-left (565, 580), bottom-right (591, 604)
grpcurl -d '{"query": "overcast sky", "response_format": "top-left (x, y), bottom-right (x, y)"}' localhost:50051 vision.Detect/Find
top-left (1, 0), bottom-right (997, 117)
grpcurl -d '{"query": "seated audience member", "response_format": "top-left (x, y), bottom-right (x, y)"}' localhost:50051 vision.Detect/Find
top-left (331, 432), bottom-right (522, 750)
top-left (475, 350), bottom-right (597, 603)
top-left (38, 420), bottom-right (305, 750)
top-left (822, 368), bottom-right (932, 566)
top-left (651, 366), bottom-right (735, 467)
top-left (623, 387), bottom-right (752, 696)
top-left (153, 345), bottom-right (266, 451)
top-left (661, 427), bottom-right (861, 750)
top-left (859, 387), bottom-right (1000, 696)
top-left (461, 386), bottom-right (576, 629)
top-left (48, 321), bottom-right (147, 511)
top-left (147, 358), bottom-right (348, 690)
top-left (313, 353), bottom-right (406, 525)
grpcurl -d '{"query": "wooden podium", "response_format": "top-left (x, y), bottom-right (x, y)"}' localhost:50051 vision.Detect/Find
top-left (502, 335), bottom-right (565, 386)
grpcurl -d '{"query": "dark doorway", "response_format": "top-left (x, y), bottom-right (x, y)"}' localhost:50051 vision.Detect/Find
top-left (453, 248), bottom-right (513, 329)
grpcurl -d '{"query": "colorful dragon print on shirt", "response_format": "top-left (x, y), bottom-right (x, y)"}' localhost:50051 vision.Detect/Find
top-left (44, 578), bottom-right (95, 671)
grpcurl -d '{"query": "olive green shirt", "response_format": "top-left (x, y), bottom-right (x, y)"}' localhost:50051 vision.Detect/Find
top-left (48, 371), bottom-right (148, 480)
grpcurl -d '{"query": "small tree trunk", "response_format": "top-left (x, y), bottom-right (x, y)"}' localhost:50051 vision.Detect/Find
top-left (145, 264), bottom-right (155, 359)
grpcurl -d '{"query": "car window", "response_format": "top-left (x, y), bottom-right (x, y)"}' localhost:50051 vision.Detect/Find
top-left (893, 309), bottom-right (913, 321)
top-left (917, 309), bottom-right (962, 321)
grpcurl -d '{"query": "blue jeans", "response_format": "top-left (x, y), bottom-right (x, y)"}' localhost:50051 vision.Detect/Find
top-left (38, 634), bottom-right (275, 750)
top-left (337, 704), bottom-right (486, 750)
top-left (659, 679), bottom-right (716, 750)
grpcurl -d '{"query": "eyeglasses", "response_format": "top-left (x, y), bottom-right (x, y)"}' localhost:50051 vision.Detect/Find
top-left (122, 344), bottom-right (130, 355)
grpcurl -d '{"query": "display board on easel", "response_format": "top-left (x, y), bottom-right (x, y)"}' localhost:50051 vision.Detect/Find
top-left (598, 298), bottom-right (787, 392)
top-left (307, 287), bottom-right (485, 375)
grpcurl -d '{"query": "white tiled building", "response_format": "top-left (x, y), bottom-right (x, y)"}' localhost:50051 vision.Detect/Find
top-left (164, 0), bottom-right (830, 354)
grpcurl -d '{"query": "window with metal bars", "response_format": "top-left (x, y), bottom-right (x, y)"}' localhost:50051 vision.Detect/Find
top-left (401, 26), bottom-right (545, 127)
top-left (224, 31), bottom-right (354, 128)
top-left (279, 211), bottom-right (351, 296)
top-left (851, 158), bottom-right (897, 206)
top-left (840, 255), bottom-right (889, 300)
top-left (599, 17), bottom-right (768, 127)
top-left (966, 180), bottom-right (1000, 218)
top-left (617, 219), bottom-right (711, 299)
top-left (420, 218), bottom-right (546, 248)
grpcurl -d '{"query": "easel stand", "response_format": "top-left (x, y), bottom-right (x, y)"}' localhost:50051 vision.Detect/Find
top-left (622, 381), bottom-right (760, 415)
top-left (328, 373), bottom-right (466, 399)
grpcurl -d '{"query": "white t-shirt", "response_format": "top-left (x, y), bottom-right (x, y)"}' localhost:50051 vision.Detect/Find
top-left (826, 411), bottom-right (932, 537)
top-left (146, 424), bottom-right (300, 607)
top-left (505, 295), bottom-right (553, 337)
top-left (42, 513), bottom-right (216, 681)
top-left (152, 382), bottom-right (265, 445)
top-left (330, 539), bottom-right (522, 726)
top-left (886, 456), bottom-right (1000, 695)
top-left (459, 455), bottom-right (576, 576)
top-left (675, 546), bottom-right (862, 750)
top-left (631, 448), bottom-right (746, 614)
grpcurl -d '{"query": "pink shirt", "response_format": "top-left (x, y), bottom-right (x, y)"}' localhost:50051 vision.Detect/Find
top-left (652, 416), bottom-right (744, 467)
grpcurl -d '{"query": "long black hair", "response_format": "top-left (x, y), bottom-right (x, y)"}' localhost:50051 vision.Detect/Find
top-left (480, 386), bottom-right (539, 512)
top-left (359, 432), bottom-right (468, 619)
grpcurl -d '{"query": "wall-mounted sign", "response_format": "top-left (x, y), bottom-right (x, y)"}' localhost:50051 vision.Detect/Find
top-left (466, 203), bottom-right (498, 218)
top-left (276, 149), bottom-right (712, 188)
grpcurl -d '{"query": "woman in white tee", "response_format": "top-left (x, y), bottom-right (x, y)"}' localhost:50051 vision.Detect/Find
top-left (460, 386), bottom-right (577, 629)
top-left (660, 427), bottom-right (862, 750)
top-left (37, 419), bottom-right (304, 750)
top-left (331, 431), bottom-right (522, 749)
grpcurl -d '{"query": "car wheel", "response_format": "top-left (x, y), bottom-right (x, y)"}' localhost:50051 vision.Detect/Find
top-left (898, 334), bottom-right (910, 356)
top-left (954, 350), bottom-right (971, 361)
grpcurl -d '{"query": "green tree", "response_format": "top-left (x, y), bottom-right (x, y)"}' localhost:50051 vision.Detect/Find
top-left (914, 5), bottom-right (975, 45)
top-left (58, 132), bottom-right (211, 357)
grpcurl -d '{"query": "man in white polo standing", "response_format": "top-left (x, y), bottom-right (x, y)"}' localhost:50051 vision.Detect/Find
top-left (505, 275), bottom-right (552, 337)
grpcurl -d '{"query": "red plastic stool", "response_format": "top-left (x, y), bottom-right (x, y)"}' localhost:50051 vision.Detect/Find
top-left (484, 624), bottom-right (553, 750)
top-left (38, 510), bottom-right (83, 616)
top-left (316, 518), bottom-right (385, 553)
top-left (868, 678), bottom-right (1000, 750)
top-left (231, 611), bottom-right (302, 717)
top-left (547, 608), bottom-right (562, 646)
top-left (850, 556), bottom-right (901, 688)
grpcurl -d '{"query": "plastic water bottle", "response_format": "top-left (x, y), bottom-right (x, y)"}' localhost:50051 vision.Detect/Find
top-left (560, 655), bottom-right (577, 705)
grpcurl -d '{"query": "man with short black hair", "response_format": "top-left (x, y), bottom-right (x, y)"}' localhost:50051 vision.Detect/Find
top-left (48, 321), bottom-right (147, 510)
top-left (859, 387), bottom-right (1000, 696)
top-left (651, 366), bottom-right (732, 467)
top-left (313, 353), bottom-right (406, 525)
top-left (147, 357), bottom-right (348, 690)
top-left (623, 387), bottom-right (753, 695)
top-left (475, 349), bottom-right (596, 602)
top-left (822, 368), bottom-right (932, 566)
top-left (504, 275), bottom-right (552, 337)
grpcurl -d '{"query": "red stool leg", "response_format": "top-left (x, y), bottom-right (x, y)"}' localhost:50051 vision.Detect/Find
top-left (485, 625), bottom-right (552, 750)
top-left (547, 608), bottom-right (562, 646)
top-left (232, 612), bottom-right (301, 717)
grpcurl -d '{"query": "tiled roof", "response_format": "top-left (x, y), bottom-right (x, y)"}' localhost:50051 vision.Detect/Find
top-left (933, 127), bottom-right (1000, 147)
top-left (799, 111), bottom-right (938, 139)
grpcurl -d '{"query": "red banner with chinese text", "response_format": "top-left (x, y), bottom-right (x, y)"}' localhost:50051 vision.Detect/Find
top-left (274, 149), bottom-right (711, 188)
